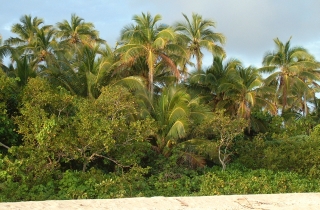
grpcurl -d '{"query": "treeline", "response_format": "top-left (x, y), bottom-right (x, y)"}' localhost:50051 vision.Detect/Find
top-left (1, 12), bottom-right (320, 201)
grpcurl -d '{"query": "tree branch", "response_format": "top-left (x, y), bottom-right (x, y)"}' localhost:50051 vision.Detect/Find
top-left (95, 154), bottom-right (132, 168)
top-left (0, 142), bottom-right (10, 149)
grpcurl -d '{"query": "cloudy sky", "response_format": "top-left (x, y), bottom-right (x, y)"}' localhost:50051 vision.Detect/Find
top-left (1, 0), bottom-right (320, 68)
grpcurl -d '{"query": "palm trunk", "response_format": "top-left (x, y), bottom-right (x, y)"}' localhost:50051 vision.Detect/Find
top-left (86, 72), bottom-right (93, 99)
top-left (148, 67), bottom-right (154, 100)
top-left (196, 51), bottom-right (202, 72)
top-left (303, 91), bottom-right (307, 117)
top-left (147, 51), bottom-right (154, 100)
top-left (282, 78), bottom-right (287, 111)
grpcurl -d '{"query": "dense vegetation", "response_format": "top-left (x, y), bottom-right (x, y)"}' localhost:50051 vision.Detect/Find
top-left (1, 12), bottom-right (320, 201)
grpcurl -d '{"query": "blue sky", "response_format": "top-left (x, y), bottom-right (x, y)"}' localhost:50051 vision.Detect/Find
top-left (1, 0), bottom-right (320, 69)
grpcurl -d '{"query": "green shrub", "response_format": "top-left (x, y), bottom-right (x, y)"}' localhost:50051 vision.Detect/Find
top-left (197, 164), bottom-right (320, 195)
top-left (0, 154), bottom-right (59, 202)
top-left (236, 131), bottom-right (320, 177)
top-left (57, 166), bottom-right (150, 199)
top-left (147, 168), bottom-right (201, 196)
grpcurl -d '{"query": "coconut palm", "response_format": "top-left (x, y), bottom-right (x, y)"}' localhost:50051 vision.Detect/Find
top-left (46, 42), bottom-right (115, 99)
top-left (116, 12), bottom-right (186, 97)
top-left (40, 52), bottom-right (79, 94)
top-left (31, 26), bottom-right (59, 66)
top-left (55, 14), bottom-right (104, 49)
top-left (261, 37), bottom-right (317, 113)
top-left (290, 82), bottom-right (318, 117)
top-left (188, 56), bottom-right (241, 110)
top-left (0, 35), bottom-right (11, 72)
top-left (75, 44), bottom-right (104, 98)
top-left (50, 42), bottom-right (111, 98)
top-left (6, 53), bottom-right (36, 86)
top-left (289, 59), bottom-right (320, 116)
top-left (220, 66), bottom-right (277, 119)
top-left (113, 56), bottom-right (182, 96)
top-left (175, 13), bottom-right (226, 71)
top-left (3, 15), bottom-right (56, 82)
top-left (134, 84), bottom-right (211, 168)
top-left (54, 15), bottom-right (111, 98)
top-left (5, 15), bottom-right (47, 48)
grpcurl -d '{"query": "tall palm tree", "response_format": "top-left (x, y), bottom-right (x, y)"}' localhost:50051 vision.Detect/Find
top-left (5, 15), bottom-right (46, 48)
top-left (32, 27), bottom-right (59, 65)
top-left (26, 26), bottom-right (62, 77)
top-left (3, 15), bottom-right (54, 83)
top-left (261, 37), bottom-right (317, 112)
top-left (116, 12), bottom-right (186, 97)
top-left (289, 59), bottom-right (320, 116)
top-left (55, 15), bottom-right (109, 98)
top-left (175, 13), bottom-right (226, 71)
top-left (0, 35), bottom-right (11, 72)
top-left (55, 14), bottom-right (103, 49)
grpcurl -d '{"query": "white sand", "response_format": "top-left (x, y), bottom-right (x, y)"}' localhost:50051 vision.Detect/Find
top-left (1, 193), bottom-right (320, 210)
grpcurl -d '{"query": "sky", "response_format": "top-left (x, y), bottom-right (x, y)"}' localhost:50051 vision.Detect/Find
top-left (1, 0), bottom-right (320, 69)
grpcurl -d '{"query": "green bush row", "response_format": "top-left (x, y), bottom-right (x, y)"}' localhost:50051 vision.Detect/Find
top-left (197, 164), bottom-right (320, 195)
top-left (235, 125), bottom-right (320, 178)
top-left (1, 163), bottom-right (319, 202)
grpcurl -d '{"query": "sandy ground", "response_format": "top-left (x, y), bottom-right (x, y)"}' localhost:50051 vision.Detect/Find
top-left (1, 193), bottom-right (320, 210)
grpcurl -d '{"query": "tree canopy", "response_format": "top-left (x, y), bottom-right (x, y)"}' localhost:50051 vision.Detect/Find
top-left (1, 12), bottom-right (320, 202)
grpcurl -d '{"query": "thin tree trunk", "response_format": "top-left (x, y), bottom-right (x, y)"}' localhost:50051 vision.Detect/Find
top-left (148, 68), bottom-right (153, 100)
top-left (82, 160), bottom-right (88, 172)
top-left (147, 52), bottom-right (154, 100)
top-left (303, 91), bottom-right (308, 117)
top-left (196, 51), bottom-right (202, 72)
top-left (86, 72), bottom-right (93, 99)
top-left (282, 77), bottom-right (287, 111)
top-left (218, 143), bottom-right (227, 171)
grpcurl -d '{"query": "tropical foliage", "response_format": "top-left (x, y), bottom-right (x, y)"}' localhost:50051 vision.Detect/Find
top-left (1, 13), bottom-right (320, 201)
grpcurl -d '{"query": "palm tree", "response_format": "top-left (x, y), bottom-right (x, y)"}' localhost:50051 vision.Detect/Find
top-left (55, 14), bottom-right (103, 49)
top-left (5, 15), bottom-right (46, 48)
top-left (55, 14), bottom-right (110, 98)
top-left (290, 82), bottom-right (318, 117)
top-left (289, 59), bottom-right (320, 116)
top-left (113, 56), bottom-right (182, 96)
top-left (220, 66), bottom-right (277, 119)
top-left (45, 43), bottom-right (115, 99)
top-left (188, 56), bottom-right (241, 110)
top-left (7, 53), bottom-right (36, 86)
top-left (75, 44), bottom-right (110, 98)
top-left (0, 35), bottom-right (11, 72)
top-left (116, 12), bottom-right (186, 97)
top-left (261, 37), bottom-right (317, 113)
top-left (143, 85), bottom-right (210, 168)
top-left (32, 26), bottom-right (59, 65)
top-left (175, 13), bottom-right (226, 71)
top-left (3, 15), bottom-right (55, 83)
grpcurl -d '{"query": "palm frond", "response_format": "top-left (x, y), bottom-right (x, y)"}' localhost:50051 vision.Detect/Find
top-left (112, 76), bottom-right (147, 92)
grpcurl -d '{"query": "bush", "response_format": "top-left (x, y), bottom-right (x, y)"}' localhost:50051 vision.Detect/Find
top-left (57, 166), bottom-right (150, 199)
top-left (236, 131), bottom-right (320, 178)
top-left (0, 155), bottom-right (58, 201)
top-left (197, 164), bottom-right (320, 195)
top-left (147, 168), bottom-right (201, 196)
